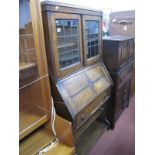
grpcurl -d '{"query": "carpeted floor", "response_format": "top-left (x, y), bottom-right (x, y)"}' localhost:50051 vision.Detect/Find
top-left (88, 96), bottom-right (135, 155)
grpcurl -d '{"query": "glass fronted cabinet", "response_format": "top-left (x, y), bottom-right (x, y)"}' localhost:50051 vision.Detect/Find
top-left (19, 0), bottom-right (51, 140)
top-left (42, 3), bottom-right (102, 79)
top-left (51, 13), bottom-right (83, 78)
top-left (41, 1), bottom-right (113, 139)
top-left (83, 16), bottom-right (102, 65)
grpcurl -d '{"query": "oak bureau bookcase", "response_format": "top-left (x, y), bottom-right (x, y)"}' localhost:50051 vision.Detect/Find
top-left (41, 1), bottom-right (113, 141)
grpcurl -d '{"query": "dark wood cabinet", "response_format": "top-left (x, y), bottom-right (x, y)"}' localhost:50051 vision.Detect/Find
top-left (102, 35), bottom-right (135, 128)
top-left (103, 35), bottom-right (134, 72)
top-left (41, 1), bottom-right (113, 140)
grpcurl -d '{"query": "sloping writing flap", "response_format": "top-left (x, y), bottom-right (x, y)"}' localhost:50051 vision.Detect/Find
top-left (56, 63), bottom-right (112, 118)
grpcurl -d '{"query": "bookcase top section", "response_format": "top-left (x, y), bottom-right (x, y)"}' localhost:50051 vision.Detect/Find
top-left (41, 1), bottom-right (103, 16)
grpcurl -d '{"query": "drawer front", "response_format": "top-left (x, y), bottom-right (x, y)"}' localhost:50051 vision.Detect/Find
top-left (118, 41), bottom-right (128, 68)
top-left (74, 88), bottom-right (111, 129)
top-left (114, 79), bottom-right (131, 120)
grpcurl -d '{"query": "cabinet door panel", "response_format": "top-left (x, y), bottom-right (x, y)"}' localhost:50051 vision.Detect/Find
top-left (82, 15), bottom-right (102, 65)
top-left (119, 41), bottom-right (128, 68)
top-left (19, 0), bottom-right (39, 87)
top-left (19, 0), bottom-right (51, 140)
top-left (115, 79), bottom-right (130, 120)
top-left (128, 39), bottom-right (135, 60)
top-left (51, 13), bottom-right (83, 78)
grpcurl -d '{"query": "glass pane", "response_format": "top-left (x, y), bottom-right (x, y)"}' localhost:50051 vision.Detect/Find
top-left (19, 0), bottom-right (39, 87)
top-left (85, 21), bottom-right (99, 59)
top-left (56, 19), bottom-right (80, 69)
top-left (19, 78), bottom-right (47, 135)
top-left (19, 0), bottom-right (47, 139)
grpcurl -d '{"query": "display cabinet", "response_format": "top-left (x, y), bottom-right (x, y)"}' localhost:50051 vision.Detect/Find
top-left (19, 0), bottom-right (52, 140)
top-left (19, 1), bottom-right (75, 155)
top-left (41, 1), bottom-right (103, 79)
top-left (41, 1), bottom-right (113, 141)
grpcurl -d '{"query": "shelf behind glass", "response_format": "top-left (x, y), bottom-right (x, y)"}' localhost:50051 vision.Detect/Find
top-left (19, 62), bottom-right (36, 71)
top-left (56, 19), bottom-right (81, 70)
top-left (19, 105), bottom-right (48, 140)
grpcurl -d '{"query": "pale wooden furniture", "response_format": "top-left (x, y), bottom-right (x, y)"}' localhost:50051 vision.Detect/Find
top-left (20, 115), bottom-right (75, 155)
top-left (19, 0), bottom-right (52, 141)
top-left (19, 0), bottom-right (75, 154)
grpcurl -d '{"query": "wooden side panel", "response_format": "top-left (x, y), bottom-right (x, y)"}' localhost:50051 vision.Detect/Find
top-left (103, 40), bottom-right (119, 72)
top-left (55, 115), bottom-right (74, 147)
top-left (19, 124), bottom-right (75, 155)
top-left (30, 0), bottom-right (52, 117)
top-left (30, 0), bottom-right (48, 77)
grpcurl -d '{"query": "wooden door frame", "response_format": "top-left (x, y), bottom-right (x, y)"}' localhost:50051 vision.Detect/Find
top-left (51, 13), bottom-right (83, 78)
top-left (82, 15), bottom-right (102, 66)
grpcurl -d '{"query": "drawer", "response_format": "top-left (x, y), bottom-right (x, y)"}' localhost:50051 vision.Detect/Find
top-left (74, 88), bottom-right (111, 129)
